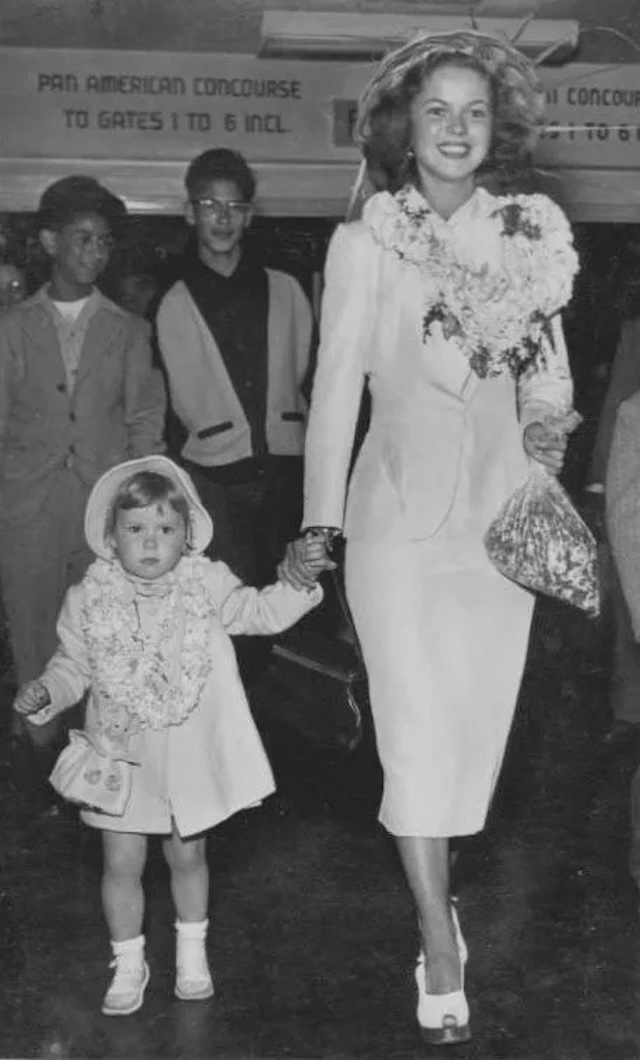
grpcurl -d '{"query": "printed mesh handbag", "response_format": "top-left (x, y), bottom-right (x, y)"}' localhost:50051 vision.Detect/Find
top-left (262, 569), bottom-right (368, 752)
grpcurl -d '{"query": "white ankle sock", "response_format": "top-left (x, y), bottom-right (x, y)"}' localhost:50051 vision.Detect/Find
top-left (175, 919), bottom-right (208, 941)
top-left (111, 934), bottom-right (145, 958)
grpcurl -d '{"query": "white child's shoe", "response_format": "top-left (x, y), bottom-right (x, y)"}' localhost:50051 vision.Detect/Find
top-left (102, 935), bottom-right (150, 1016)
top-left (175, 919), bottom-right (214, 1001)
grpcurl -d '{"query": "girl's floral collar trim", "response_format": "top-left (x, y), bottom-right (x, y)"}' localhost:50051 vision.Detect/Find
top-left (80, 557), bottom-right (215, 747)
top-left (363, 185), bottom-right (579, 379)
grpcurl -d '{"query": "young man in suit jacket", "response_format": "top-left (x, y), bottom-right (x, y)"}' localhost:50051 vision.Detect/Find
top-left (0, 175), bottom-right (166, 812)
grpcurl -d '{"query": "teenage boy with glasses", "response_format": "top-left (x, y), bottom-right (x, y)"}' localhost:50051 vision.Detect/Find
top-left (156, 148), bottom-right (313, 683)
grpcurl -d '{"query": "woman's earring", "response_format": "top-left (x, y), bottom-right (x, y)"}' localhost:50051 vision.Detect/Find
top-left (406, 147), bottom-right (415, 161)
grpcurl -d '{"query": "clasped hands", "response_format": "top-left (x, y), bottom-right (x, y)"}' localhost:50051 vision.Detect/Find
top-left (278, 531), bottom-right (337, 592)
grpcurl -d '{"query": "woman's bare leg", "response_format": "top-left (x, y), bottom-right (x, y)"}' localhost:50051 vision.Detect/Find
top-left (395, 835), bottom-right (461, 993)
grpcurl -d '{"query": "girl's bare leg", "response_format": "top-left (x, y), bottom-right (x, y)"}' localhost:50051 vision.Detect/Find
top-left (163, 827), bottom-right (208, 921)
top-left (101, 831), bottom-right (148, 940)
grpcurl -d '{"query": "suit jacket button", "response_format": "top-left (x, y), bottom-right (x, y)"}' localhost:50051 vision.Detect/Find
top-left (69, 411), bottom-right (76, 422)
top-left (56, 383), bottom-right (66, 393)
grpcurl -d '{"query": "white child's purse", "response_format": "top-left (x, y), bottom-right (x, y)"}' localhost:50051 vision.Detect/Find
top-left (49, 729), bottom-right (134, 816)
top-left (28, 698), bottom-right (135, 816)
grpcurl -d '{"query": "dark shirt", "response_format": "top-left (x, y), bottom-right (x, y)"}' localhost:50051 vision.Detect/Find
top-left (181, 249), bottom-right (271, 482)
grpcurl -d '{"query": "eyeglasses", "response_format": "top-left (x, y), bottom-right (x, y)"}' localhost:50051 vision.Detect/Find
top-left (191, 198), bottom-right (252, 221)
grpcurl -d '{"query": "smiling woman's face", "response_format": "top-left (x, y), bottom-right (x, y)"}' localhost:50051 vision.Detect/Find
top-left (410, 63), bottom-right (493, 191)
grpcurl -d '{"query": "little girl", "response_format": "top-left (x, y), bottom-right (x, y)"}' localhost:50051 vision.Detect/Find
top-left (14, 455), bottom-right (323, 1017)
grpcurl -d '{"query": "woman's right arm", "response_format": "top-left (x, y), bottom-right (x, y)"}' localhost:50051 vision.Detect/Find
top-left (303, 221), bottom-right (378, 532)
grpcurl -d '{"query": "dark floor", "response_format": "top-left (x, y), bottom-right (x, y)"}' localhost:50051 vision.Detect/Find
top-left (1, 597), bottom-right (639, 1060)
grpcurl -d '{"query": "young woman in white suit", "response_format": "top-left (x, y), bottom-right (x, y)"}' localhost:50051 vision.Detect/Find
top-left (280, 30), bottom-right (579, 1045)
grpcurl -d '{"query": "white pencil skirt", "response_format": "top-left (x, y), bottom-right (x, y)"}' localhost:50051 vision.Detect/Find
top-left (345, 539), bottom-right (535, 838)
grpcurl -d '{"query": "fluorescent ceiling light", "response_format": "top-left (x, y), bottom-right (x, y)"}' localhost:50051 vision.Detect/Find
top-left (259, 11), bottom-right (580, 62)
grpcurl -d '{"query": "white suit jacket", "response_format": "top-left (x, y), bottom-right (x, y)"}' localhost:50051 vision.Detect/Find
top-left (303, 196), bottom-right (573, 542)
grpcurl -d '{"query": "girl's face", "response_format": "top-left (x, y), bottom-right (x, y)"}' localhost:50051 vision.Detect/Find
top-left (410, 63), bottom-right (492, 190)
top-left (111, 502), bottom-right (187, 580)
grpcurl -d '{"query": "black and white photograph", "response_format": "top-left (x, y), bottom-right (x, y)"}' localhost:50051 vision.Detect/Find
top-left (1, 2), bottom-right (640, 1058)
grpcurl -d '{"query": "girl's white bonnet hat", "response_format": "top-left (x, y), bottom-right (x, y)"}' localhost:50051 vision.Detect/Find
top-left (84, 455), bottom-right (213, 559)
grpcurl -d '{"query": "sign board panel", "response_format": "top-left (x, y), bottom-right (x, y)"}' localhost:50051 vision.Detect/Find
top-left (0, 47), bottom-right (365, 163)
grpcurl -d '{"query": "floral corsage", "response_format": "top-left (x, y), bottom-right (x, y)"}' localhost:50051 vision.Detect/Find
top-left (364, 185), bottom-right (579, 379)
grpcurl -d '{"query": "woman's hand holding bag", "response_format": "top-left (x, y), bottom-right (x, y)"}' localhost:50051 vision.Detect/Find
top-left (523, 419), bottom-right (568, 474)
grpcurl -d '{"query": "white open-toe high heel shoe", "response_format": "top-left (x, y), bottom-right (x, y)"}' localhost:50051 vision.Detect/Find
top-left (415, 904), bottom-right (471, 1046)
